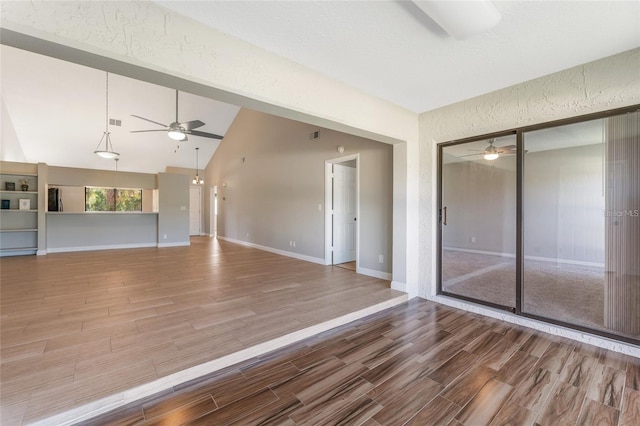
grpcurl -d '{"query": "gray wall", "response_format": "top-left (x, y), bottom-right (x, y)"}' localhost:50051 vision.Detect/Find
top-left (442, 143), bottom-right (605, 264)
top-left (48, 165), bottom-right (157, 188)
top-left (46, 213), bottom-right (157, 251)
top-left (206, 108), bottom-right (393, 273)
top-left (157, 172), bottom-right (190, 246)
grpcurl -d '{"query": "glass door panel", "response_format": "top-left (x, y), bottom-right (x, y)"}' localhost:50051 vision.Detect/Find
top-left (440, 135), bottom-right (517, 309)
top-left (522, 110), bottom-right (639, 341)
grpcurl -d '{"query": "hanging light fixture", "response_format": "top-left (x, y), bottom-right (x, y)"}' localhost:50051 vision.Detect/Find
top-left (192, 147), bottom-right (204, 184)
top-left (94, 72), bottom-right (120, 159)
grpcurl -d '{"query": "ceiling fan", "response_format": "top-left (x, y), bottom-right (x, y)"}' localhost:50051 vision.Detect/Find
top-left (463, 139), bottom-right (518, 161)
top-left (131, 90), bottom-right (224, 142)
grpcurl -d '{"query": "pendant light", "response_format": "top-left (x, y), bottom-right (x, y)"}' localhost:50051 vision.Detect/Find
top-left (94, 72), bottom-right (120, 159)
top-left (192, 147), bottom-right (204, 184)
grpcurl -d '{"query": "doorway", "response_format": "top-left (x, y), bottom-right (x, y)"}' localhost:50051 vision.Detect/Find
top-left (189, 185), bottom-right (202, 236)
top-left (325, 154), bottom-right (359, 268)
top-left (210, 186), bottom-right (218, 238)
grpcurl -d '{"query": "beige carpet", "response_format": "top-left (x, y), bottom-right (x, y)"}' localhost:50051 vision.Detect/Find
top-left (442, 250), bottom-right (604, 331)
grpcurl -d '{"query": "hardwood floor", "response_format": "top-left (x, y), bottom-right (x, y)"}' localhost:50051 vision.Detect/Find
top-left (0, 238), bottom-right (406, 425)
top-left (84, 299), bottom-right (640, 426)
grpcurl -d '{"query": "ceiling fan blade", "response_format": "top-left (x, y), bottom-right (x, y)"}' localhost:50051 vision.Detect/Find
top-left (131, 115), bottom-right (168, 128)
top-left (130, 129), bottom-right (169, 133)
top-left (187, 130), bottom-right (224, 140)
top-left (181, 120), bottom-right (205, 130)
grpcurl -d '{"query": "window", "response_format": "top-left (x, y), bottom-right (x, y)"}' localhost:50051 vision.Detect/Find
top-left (85, 187), bottom-right (142, 212)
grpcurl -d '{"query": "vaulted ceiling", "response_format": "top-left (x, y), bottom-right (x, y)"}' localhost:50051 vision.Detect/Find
top-left (1, 1), bottom-right (638, 173)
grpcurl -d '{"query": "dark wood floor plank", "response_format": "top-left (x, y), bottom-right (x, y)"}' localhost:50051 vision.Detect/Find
top-left (620, 387), bottom-right (640, 426)
top-left (510, 367), bottom-right (559, 413)
top-left (427, 350), bottom-right (478, 387)
top-left (405, 395), bottom-right (461, 426)
top-left (586, 364), bottom-right (626, 409)
top-left (454, 378), bottom-right (513, 425)
top-left (489, 401), bottom-right (536, 426)
top-left (371, 377), bottom-right (441, 425)
top-left (141, 395), bottom-right (217, 425)
top-left (440, 364), bottom-right (496, 407)
top-left (577, 398), bottom-right (620, 426)
top-left (312, 395), bottom-right (382, 426)
top-left (189, 388), bottom-right (279, 425)
top-left (495, 350), bottom-right (538, 387)
top-left (535, 381), bottom-right (586, 425)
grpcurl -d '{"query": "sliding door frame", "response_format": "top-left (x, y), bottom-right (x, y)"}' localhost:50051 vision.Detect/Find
top-left (437, 129), bottom-right (517, 313)
top-left (436, 104), bottom-right (640, 346)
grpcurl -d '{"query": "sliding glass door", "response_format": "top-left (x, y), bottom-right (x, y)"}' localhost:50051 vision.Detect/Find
top-left (438, 107), bottom-right (639, 344)
top-left (439, 135), bottom-right (516, 310)
top-left (522, 110), bottom-right (639, 340)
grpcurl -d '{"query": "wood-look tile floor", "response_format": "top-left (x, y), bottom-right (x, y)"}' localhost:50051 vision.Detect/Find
top-left (0, 238), bottom-right (405, 425)
top-left (85, 299), bottom-right (640, 426)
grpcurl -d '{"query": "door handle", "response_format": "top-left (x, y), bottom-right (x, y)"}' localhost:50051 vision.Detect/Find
top-left (443, 206), bottom-right (447, 226)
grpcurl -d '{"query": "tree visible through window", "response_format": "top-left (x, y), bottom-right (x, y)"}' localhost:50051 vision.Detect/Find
top-left (85, 187), bottom-right (142, 212)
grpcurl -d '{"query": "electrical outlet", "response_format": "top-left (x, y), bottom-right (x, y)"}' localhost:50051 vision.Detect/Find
top-left (163, 234), bottom-right (167, 239)
top-left (293, 241), bottom-right (296, 247)
top-left (379, 254), bottom-right (384, 263)
top-left (471, 237), bottom-right (476, 243)
top-left (318, 203), bottom-right (322, 211)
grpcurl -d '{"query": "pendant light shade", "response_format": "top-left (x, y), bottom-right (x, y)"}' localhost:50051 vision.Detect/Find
top-left (94, 72), bottom-right (120, 159)
top-left (193, 147), bottom-right (204, 184)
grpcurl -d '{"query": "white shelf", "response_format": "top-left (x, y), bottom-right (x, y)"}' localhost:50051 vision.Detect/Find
top-left (0, 190), bottom-right (38, 195)
top-left (1, 167), bottom-right (40, 257)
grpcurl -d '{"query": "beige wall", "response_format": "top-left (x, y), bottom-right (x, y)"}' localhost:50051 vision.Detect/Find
top-left (207, 108), bottom-right (393, 273)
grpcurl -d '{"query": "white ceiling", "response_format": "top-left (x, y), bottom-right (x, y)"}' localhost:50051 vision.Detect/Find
top-left (1, 1), bottom-right (638, 174)
top-left (157, 0), bottom-right (640, 113)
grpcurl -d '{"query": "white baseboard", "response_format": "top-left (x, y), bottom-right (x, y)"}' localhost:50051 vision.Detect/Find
top-left (217, 236), bottom-right (325, 265)
top-left (356, 266), bottom-right (392, 281)
top-left (157, 241), bottom-right (190, 248)
top-left (444, 246), bottom-right (604, 268)
top-left (391, 280), bottom-right (406, 292)
top-left (47, 243), bottom-right (158, 253)
top-left (426, 294), bottom-right (640, 358)
top-left (37, 250), bottom-right (47, 256)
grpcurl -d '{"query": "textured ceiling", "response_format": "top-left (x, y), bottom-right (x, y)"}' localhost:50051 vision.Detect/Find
top-left (157, 0), bottom-right (640, 113)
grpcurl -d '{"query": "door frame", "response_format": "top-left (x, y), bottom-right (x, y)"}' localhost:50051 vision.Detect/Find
top-left (325, 153), bottom-right (360, 266)
top-left (189, 185), bottom-right (203, 236)
top-left (210, 186), bottom-right (217, 237)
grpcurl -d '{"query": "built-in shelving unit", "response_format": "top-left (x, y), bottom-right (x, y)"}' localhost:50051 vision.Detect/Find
top-left (0, 168), bottom-right (39, 256)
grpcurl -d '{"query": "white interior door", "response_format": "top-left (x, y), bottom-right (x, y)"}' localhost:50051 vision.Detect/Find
top-left (333, 163), bottom-right (356, 264)
top-left (189, 186), bottom-right (201, 236)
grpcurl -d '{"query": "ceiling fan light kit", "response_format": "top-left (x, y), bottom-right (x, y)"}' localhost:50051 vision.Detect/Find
top-left (413, 0), bottom-right (502, 39)
top-left (131, 90), bottom-right (224, 142)
top-left (94, 72), bottom-right (120, 159)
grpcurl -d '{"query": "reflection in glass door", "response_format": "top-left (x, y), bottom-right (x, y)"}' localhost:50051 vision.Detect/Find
top-left (522, 110), bottom-right (639, 341)
top-left (440, 135), bottom-right (517, 310)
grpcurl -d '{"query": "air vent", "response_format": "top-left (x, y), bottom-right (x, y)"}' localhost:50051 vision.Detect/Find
top-left (310, 130), bottom-right (320, 140)
top-left (109, 119), bottom-right (122, 126)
